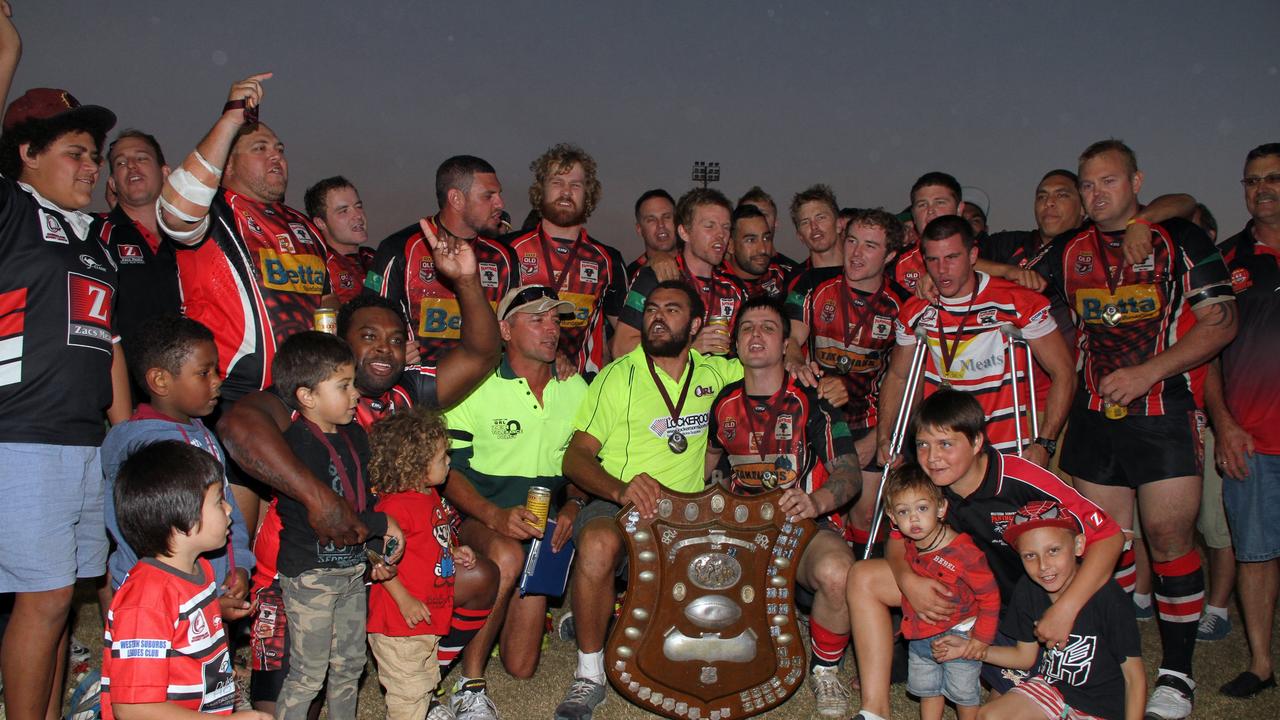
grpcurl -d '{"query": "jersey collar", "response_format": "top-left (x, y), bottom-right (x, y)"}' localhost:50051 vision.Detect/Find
top-left (18, 181), bottom-right (93, 240)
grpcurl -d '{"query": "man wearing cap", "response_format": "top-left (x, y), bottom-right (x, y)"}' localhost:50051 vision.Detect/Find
top-left (438, 285), bottom-right (589, 709)
top-left (556, 279), bottom-right (743, 720)
top-left (0, 10), bottom-right (126, 719)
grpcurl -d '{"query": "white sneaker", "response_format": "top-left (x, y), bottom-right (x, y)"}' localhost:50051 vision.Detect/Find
top-left (808, 665), bottom-right (850, 718)
top-left (1144, 673), bottom-right (1194, 720)
top-left (450, 679), bottom-right (500, 720)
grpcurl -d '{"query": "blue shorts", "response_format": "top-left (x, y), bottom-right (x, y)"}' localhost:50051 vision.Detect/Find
top-left (980, 630), bottom-right (1037, 694)
top-left (907, 628), bottom-right (983, 707)
top-left (0, 443), bottom-right (106, 592)
top-left (1223, 451), bottom-right (1280, 562)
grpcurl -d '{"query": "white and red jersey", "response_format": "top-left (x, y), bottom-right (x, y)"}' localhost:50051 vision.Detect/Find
top-left (896, 272), bottom-right (1056, 453)
top-left (366, 217), bottom-right (514, 366)
top-left (103, 558), bottom-right (234, 720)
top-left (325, 246), bottom-right (375, 304)
top-left (175, 189), bottom-right (329, 403)
top-left (503, 225), bottom-right (627, 375)
top-left (0, 177), bottom-right (117, 446)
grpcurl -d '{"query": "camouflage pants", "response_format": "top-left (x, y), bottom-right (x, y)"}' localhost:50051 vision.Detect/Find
top-left (275, 565), bottom-right (368, 720)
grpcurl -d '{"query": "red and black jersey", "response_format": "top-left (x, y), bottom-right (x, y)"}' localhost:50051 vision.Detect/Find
top-left (896, 273), bottom-right (1056, 453)
top-left (1219, 223), bottom-right (1280, 452)
top-left (353, 365), bottom-right (440, 428)
top-left (1041, 218), bottom-right (1233, 416)
top-left (782, 260), bottom-right (841, 299)
top-left (99, 205), bottom-right (181, 348)
top-left (365, 217), bottom-right (513, 367)
top-left (942, 447), bottom-right (1121, 606)
top-left (787, 275), bottom-right (910, 430)
top-left (325, 245), bottom-right (375, 304)
top-left (175, 189), bottom-right (329, 404)
top-left (0, 177), bottom-right (116, 446)
top-left (102, 558), bottom-right (234, 720)
top-left (709, 376), bottom-right (856, 527)
top-left (626, 252), bottom-right (650, 284)
top-left (622, 253), bottom-right (748, 328)
top-left (503, 226), bottom-right (627, 375)
top-left (723, 261), bottom-right (789, 299)
top-left (891, 245), bottom-right (925, 293)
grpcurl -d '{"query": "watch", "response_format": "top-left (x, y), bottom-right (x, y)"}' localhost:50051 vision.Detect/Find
top-left (1033, 437), bottom-right (1057, 455)
top-left (566, 496), bottom-right (589, 509)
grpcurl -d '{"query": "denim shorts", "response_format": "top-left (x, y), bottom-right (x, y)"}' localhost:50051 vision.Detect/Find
top-left (0, 443), bottom-right (106, 592)
top-left (907, 627), bottom-right (983, 707)
top-left (1222, 451), bottom-right (1280, 562)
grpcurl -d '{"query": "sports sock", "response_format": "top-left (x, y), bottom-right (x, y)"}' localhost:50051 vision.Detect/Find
top-left (1152, 550), bottom-right (1204, 677)
top-left (576, 650), bottom-right (605, 684)
top-left (1203, 604), bottom-right (1227, 620)
top-left (808, 618), bottom-right (849, 668)
top-left (1133, 592), bottom-right (1153, 609)
top-left (1114, 537), bottom-right (1137, 594)
top-left (437, 605), bottom-right (492, 669)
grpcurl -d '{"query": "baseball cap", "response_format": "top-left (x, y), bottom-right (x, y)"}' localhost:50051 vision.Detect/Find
top-left (496, 285), bottom-right (574, 320)
top-left (1001, 500), bottom-right (1079, 547)
top-left (3, 88), bottom-right (116, 135)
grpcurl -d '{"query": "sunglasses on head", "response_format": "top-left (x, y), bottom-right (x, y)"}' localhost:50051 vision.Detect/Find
top-left (502, 285), bottom-right (562, 319)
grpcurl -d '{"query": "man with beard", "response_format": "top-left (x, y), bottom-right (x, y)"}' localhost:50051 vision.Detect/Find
top-left (441, 285), bottom-right (590, 697)
top-left (1038, 140), bottom-right (1237, 719)
top-left (556, 280), bottom-right (743, 720)
top-left (219, 221), bottom-right (504, 718)
top-left (305, 175), bottom-right (374, 304)
top-left (626, 188), bottom-right (677, 280)
top-left (707, 295), bottom-right (861, 718)
top-left (366, 154), bottom-right (515, 366)
top-left (787, 208), bottom-right (912, 547)
top-left (723, 203), bottom-right (789, 298)
top-left (100, 130), bottom-right (181, 347)
top-left (614, 188), bottom-right (747, 357)
top-left (504, 144), bottom-right (627, 377)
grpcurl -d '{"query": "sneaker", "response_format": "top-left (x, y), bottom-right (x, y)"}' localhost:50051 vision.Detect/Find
top-left (426, 698), bottom-right (457, 720)
top-left (65, 668), bottom-right (102, 720)
top-left (557, 612), bottom-right (576, 642)
top-left (1220, 671), bottom-right (1277, 698)
top-left (1196, 612), bottom-right (1231, 641)
top-left (553, 677), bottom-right (607, 720)
top-left (450, 679), bottom-right (500, 720)
top-left (1144, 673), bottom-right (1194, 720)
top-left (808, 665), bottom-right (851, 718)
top-left (69, 637), bottom-right (92, 665)
top-left (1134, 600), bottom-right (1154, 622)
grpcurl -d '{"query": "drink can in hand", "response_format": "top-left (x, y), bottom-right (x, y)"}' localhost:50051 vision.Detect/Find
top-left (526, 486), bottom-right (551, 529)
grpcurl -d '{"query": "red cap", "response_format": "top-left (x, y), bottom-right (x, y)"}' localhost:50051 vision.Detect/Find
top-left (1002, 500), bottom-right (1079, 547)
top-left (3, 88), bottom-right (116, 134)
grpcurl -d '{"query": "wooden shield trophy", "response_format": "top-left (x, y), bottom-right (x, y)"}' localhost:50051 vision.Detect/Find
top-left (605, 485), bottom-right (815, 719)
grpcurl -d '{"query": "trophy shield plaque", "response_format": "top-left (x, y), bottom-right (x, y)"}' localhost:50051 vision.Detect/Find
top-left (605, 485), bottom-right (816, 719)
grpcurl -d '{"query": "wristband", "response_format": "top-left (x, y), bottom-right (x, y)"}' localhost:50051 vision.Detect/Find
top-left (1126, 217), bottom-right (1153, 228)
top-left (222, 98), bottom-right (260, 125)
top-left (1033, 436), bottom-right (1058, 455)
top-left (566, 496), bottom-right (588, 509)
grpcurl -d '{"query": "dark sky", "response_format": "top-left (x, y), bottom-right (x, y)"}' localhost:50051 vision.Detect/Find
top-left (13, 1), bottom-right (1280, 258)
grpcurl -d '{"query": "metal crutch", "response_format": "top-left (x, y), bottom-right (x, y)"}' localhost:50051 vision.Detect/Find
top-left (863, 325), bottom-right (930, 560)
top-left (1000, 324), bottom-right (1040, 456)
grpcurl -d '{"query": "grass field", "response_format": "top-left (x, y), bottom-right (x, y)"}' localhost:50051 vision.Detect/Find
top-left (40, 577), bottom-right (1279, 720)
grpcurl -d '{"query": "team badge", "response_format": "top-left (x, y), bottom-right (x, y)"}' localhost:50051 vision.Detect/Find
top-left (1132, 253), bottom-right (1155, 272)
top-left (521, 253), bottom-right (539, 276)
top-left (902, 270), bottom-right (920, 289)
top-left (821, 301), bottom-right (836, 323)
top-left (722, 417), bottom-right (736, 442)
top-left (989, 511), bottom-right (1017, 542)
top-left (919, 305), bottom-right (939, 328)
top-left (338, 272), bottom-right (354, 290)
top-left (242, 213), bottom-right (265, 236)
top-left (872, 315), bottom-right (892, 340)
top-left (478, 262), bottom-right (499, 288)
top-left (418, 259), bottom-right (435, 283)
top-left (719, 297), bottom-right (736, 317)
top-left (1230, 267), bottom-right (1252, 292)
top-left (580, 260), bottom-right (599, 283)
top-left (117, 244), bottom-right (145, 264)
top-left (40, 211), bottom-right (68, 244)
top-left (288, 222), bottom-right (316, 246)
top-left (188, 609), bottom-right (210, 643)
top-left (977, 308), bottom-right (999, 326)
top-left (276, 233), bottom-right (296, 254)
top-left (775, 413), bottom-right (793, 440)
top-left (1074, 252), bottom-right (1093, 275)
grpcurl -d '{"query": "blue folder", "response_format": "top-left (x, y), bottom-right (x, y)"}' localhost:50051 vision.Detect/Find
top-left (519, 519), bottom-right (575, 597)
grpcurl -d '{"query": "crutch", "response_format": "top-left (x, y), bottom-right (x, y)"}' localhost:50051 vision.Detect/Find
top-left (863, 325), bottom-right (930, 560)
top-left (1000, 324), bottom-right (1040, 456)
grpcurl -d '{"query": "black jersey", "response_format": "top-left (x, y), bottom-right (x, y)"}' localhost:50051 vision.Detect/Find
top-left (99, 205), bottom-right (181, 348)
top-left (0, 177), bottom-right (117, 446)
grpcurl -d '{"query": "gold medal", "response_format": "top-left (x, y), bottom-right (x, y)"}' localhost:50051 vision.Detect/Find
top-left (835, 354), bottom-right (853, 375)
top-left (1104, 402), bottom-right (1128, 420)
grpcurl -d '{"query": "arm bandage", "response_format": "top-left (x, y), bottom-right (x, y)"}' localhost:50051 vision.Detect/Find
top-left (166, 166), bottom-right (219, 208)
top-left (156, 197), bottom-right (210, 244)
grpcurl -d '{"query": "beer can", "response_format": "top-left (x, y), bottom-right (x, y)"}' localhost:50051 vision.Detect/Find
top-left (706, 314), bottom-right (731, 330)
top-left (1104, 402), bottom-right (1128, 420)
top-left (314, 307), bottom-right (338, 334)
top-left (526, 486), bottom-right (551, 529)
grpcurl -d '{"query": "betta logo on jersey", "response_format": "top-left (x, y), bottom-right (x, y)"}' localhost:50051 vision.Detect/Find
top-left (259, 250), bottom-right (325, 295)
top-left (67, 273), bottom-right (113, 352)
top-left (1230, 267), bottom-right (1252, 292)
top-left (559, 291), bottom-right (594, 329)
top-left (1076, 285), bottom-right (1160, 325)
top-left (418, 297), bottom-right (463, 339)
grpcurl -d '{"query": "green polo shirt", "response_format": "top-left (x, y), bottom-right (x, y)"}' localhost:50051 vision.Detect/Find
top-left (446, 356), bottom-right (588, 510)
top-left (575, 345), bottom-right (742, 492)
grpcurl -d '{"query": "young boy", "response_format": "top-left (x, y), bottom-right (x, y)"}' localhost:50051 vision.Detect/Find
top-left (270, 331), bottom-right (402, 720)
top-left (847, 390), bottom-right (1124, 720)
top-left (885, 464), bottom-right (999, 720)
top-left (102, 440), bottom-right (269, 720)
top-left (103, 315), bottom-right (254, 616)
top-left (366, 406), bottom-right (480, 720)
top-left (936, 501), bottom-right (1145, 720)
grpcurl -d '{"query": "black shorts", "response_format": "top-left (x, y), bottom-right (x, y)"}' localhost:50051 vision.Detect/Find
top-left (850, 425), bottom-right (881, 473)
top-left (1059, 402), bottom-right (1204, 487)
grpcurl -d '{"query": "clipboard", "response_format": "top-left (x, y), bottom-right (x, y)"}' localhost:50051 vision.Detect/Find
top-left (519, 518), bottom-right (575, 597)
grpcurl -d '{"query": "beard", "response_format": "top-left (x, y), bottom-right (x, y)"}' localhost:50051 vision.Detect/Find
top-left (540, 197), bottom-right (587, 228)
top-left (642, 319), bottom-right (692, 357)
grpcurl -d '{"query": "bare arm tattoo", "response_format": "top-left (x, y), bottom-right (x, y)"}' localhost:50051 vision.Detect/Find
top-left (821, 452), bottom-right (862, 509)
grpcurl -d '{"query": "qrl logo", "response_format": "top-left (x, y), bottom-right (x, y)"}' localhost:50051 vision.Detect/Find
top-left (67, 273), bottom-right (113, 351)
